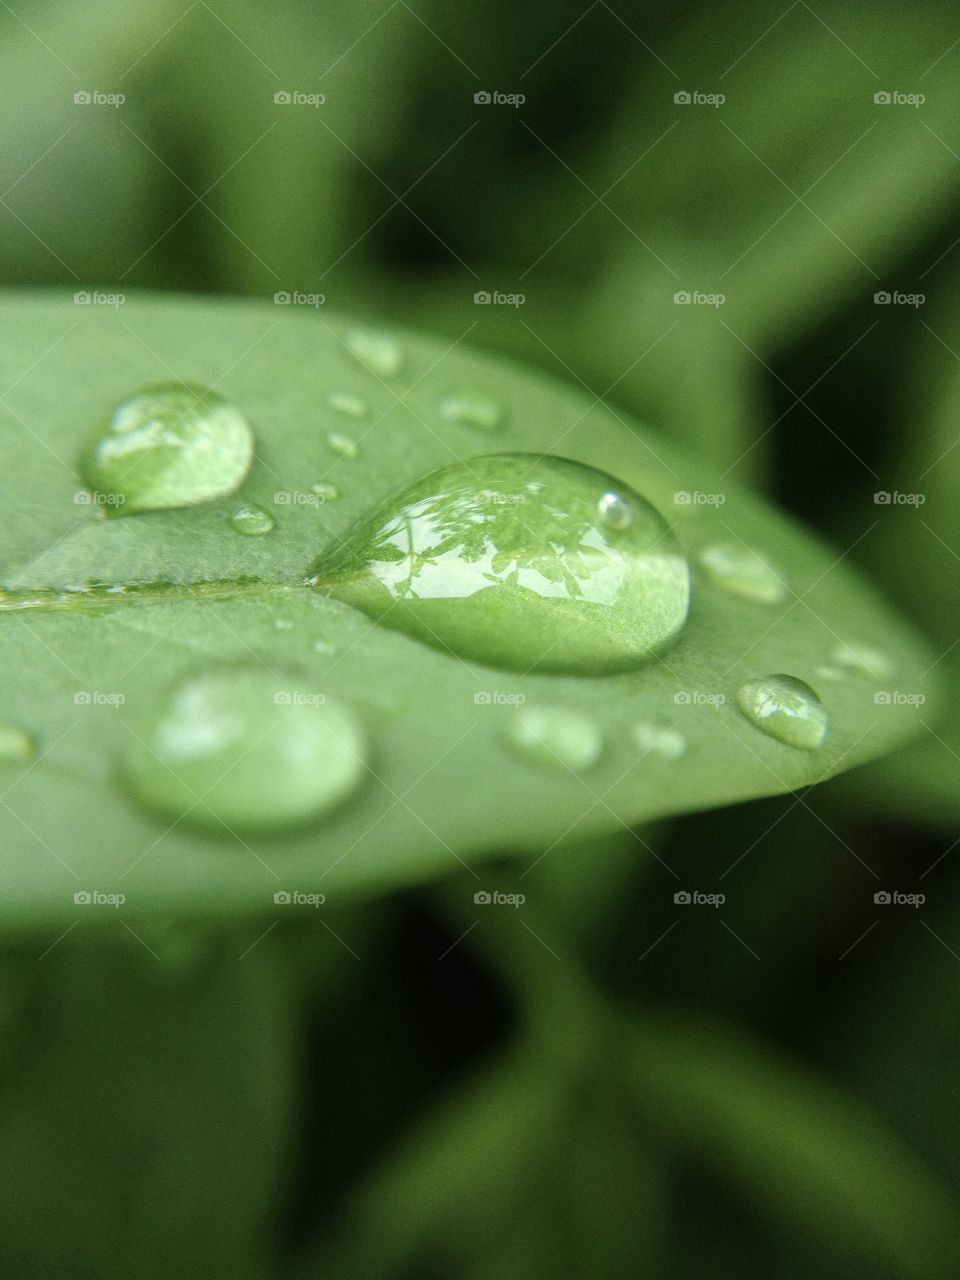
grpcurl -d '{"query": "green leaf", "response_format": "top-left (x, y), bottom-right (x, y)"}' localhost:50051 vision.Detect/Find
top-left (0, 293), bottom-right (935, 929)
top-left (626, 1013), bottom-right (960, 1278)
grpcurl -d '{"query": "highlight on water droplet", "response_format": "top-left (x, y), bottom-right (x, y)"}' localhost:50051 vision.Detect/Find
top-left (344, 329), bottom-right (403, 378)
top-left (80, 383), bottom-right (254, 515)
top-left (228, 504), bottom-right (275, 537)
top-left (0, 722), bottom-right (34, 764)
top-left (504, 705), bottom-right (602, 772)
top-left (830, 642), bottom-right (894, 680)
top-left (597, 491), bottom-right (634, 530)
top-left (311, 482), bottom-right (339, 503)
top-left (122, 667), bottom-right (366, 833)
top-left (437, 390), bottom-right (503, 431)
top-left (327, 432), bottom-right (358, 459)
top-left (736, 674), bottom-right (827, 751)
top-left (311, 453), bottom-right (690, 675)
top-left (697, 542), bottom-right (787, 604)
top-left (328, 391), bottom-right (367, 418)
top-left (631, 721), bottom-right (685, 761)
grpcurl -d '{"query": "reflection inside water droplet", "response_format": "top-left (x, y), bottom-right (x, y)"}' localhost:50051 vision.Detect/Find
top-left (311, 453), bottom-right (690, 675)
top-left (736, 674), bottom-right (827, 750)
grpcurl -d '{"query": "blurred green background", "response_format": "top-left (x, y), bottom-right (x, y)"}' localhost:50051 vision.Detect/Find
top-left (3, 1), bottom-right (960, 1276)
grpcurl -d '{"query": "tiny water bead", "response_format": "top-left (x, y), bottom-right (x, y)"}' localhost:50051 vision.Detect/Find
top-left (697, 542), bottom-right (787, 604)
top-left (344, 329), bottom-right (404, 378)
top-left (328, 392), bottom-right (367, 418)
top-left (437, 391), bottom-right (503, 431)
top-left (831, 642), bottom-right (894, 680)
top-left (327, 432), bottom-right (358, 459)
top-left (312, 453), bottom-right (690, 675)
top-left (631, 721), bottom-right (686, 761)
top-left (0, 722), bottom-right (34, 764)
top-left (311, 482), bottom-right (339, 502)
top-left (505, 706), bottom-right (602, 772)
top-left (736, 675), bottom-right (827, 751)
top-left (123, 668), bottom-right (366, 833)
top-left (228, 504), bottom-right (275, 537)
top-left (81, 383), bottom-right (253, 515)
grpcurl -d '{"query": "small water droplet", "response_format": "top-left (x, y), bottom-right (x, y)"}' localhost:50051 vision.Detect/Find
top-left (698, 542), bottom-right (787, 604)
top-left (631, 721), bottom-right (685, 760)
top-left (0, 722), bottom-right (34, 764)
top-left (597, 491), bottom-right (634, 530)
top-left (327, 432), bottom-right (358, 459)
top-left (344, 329), bottom-right (403, 378)
top-left (328, 391), bottom-right (367, 418)
top-left (505, 705), bottom-right (602, 772)
top-left (830, 642), bottom-right (894, 680)
top-left (736, 674), bottom-right (827, 750)
top-left (437, 391), bottom-right (502, 431)
top-left (312, 639), bottom-right (334, 654)
top-left (311, 482), bottom-right (339, 502)
top-left (314, 453), bottom-right (690, 674)
top-left (815, 666), bottom-right (844, 681)
top-left (228, 504), bottom-right (275, 537)
top-left (81, 383), bottom-right (253, 514)
top-left (123, 668), bottom-right (366, 832)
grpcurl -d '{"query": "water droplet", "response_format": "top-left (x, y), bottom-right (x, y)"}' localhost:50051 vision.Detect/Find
top-left (228, 504), bottom-right (275, 537)
top-left (311, 482), bottom-right (339, 502)
top-left (313, 453), bottom-right (690, 674)
top-left (328, 391), bottom-right (367, 418)
top-left (0, 722), bottom-right (34, 764)
top-left (597, 491), bottom-right (634, 530)
top-left (81, 383), bottom-right (253, 514)
top-left (736, 675), bottom-right (827, 751)
top-left (344, 329), bottom-right (403, 378)
top-left (698, 542), bottom-right (787, 604)
top-left (437, 391), bottom-right (502, 431)
top-left (273, 618), bottom-right (294, 632)
top-left (327, 432), bottom-right (358, 459)
top-left (505, 706), bottom-right (602, 772)
top-left (830, 642), bottom-right (894, 680)
top-left (312, 639), bottom-right (335, 654)
top-left (631, 721), bottom-right (685, 760)
top-left (123, 668), bottom-right (366, 832)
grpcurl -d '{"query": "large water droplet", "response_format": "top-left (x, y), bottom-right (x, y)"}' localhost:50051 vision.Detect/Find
top-left (736, 674), bottom-right (827, 750)
top-left (0, 722), bottom-right (34, 764)
top-left (123, 668), bottom-right (366, 832)
top-left (631, 721), bottom-right (685, 760)
top-left (698, 542), bottom-right (787, 604)
top-left (344, 329), bottom-right (403, 378)
top-left (505, 705), bottom-right (602, 772)
top-left (228, 504), bottom-right (274, 537)
top-left (312, 453), bottom-right (690, 674)
top-left (81, 383), bottom-right (254, 514)
top-left (438, 391), bottom-right (503, 431)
